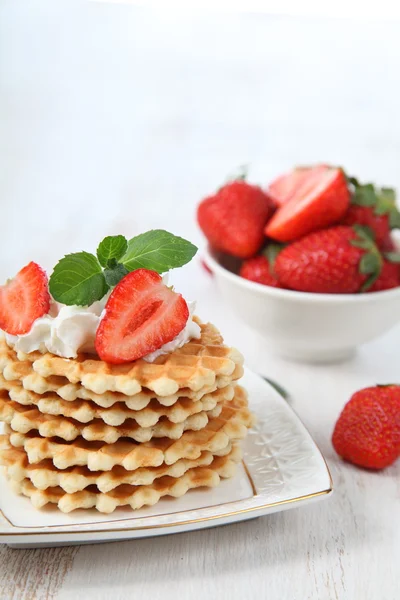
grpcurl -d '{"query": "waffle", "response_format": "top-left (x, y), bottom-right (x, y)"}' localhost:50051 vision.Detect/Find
top-left (0, 434), bottom-right (239, 493)
top-left (1, 376), bottom-right (234, 425)
top-left (6, 447), bottom-right (241, 513)
top-left (5, 386), bottom-right (253, 470)
top-left (0, 392), bottom-right (223, 443)
top-left (0, 322), bottom-right (244, 396)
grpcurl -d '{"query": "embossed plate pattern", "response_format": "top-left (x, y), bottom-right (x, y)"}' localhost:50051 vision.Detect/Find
top-left (0, 368), bottom-right (332, 547)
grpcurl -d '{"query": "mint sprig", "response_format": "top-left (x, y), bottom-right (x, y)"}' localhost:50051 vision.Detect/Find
top-left (49, 252), bottom-right (109, 306)
top-left (97, 235), bottom-right (128, 268)
top-left (120, 230), bottom-right (198, 273)
top-left (49, 230), bottom-right (197, 306)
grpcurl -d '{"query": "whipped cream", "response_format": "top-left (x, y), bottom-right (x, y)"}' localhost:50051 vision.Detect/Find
top-left (5, 299), bottom-right (107, 359)
top-left (4, 281), bottom-right (201, 362)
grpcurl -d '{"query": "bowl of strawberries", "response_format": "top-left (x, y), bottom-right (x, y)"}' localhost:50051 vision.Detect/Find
top-left (198, 165), bottom-right (400, 363)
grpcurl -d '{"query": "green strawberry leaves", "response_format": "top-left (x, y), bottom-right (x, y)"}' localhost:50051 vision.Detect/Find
top-left (347, 175), bottom-right (400, 230)
top-left (350, 225), bottom-right (383, 291)
top-left (49, 230), bottom-right (197, 306)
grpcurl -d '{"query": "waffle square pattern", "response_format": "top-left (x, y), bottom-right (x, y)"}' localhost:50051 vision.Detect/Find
top-left (0, 321), bottom-right (254, 513)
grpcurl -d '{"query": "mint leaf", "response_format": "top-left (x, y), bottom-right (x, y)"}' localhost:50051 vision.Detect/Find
top-left (97, 235), bottom-right (128, 268)
top-left (49, 252), bottom-right (108, 306)
top-left (104, 263), bottom-right (129, 287)
top-left (121, 230), bottom-right (197, 273)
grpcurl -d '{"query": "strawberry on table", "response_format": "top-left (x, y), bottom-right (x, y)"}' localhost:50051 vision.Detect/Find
top-left (197, 179), bottom-right (274, 259)
top-left (332, 385), bottom-right (400, 470)
top-left (95, 269), bottom-right (189, 364)
top-left (0, 262), bottom-right (50, 335)
top-left (265, 165), bottom-right (350, 242)
top-left (342, 178), bottom-right (400, 249)
top-left (274, 225), bottom-right (385, 294)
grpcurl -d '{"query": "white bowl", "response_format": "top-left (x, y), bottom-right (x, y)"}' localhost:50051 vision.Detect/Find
top-left (203, 246), bottom-right (400, 363)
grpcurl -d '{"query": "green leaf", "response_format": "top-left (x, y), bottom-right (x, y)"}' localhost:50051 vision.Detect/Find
top-left (347, 175), bottom-right (360, 187)
top-left (104, 263), bottom-right (129, 287)
top-left (263, 244), bottom-right (284, 268)
top-left (352, 224), bottom-right (376, 241)
top-left (350, 225), bottom-right (376, 249)
top-left (384, 252), bottom-right (400, 263)
top-left (97, 235), bottom-right (128, 268)
top-left (389, 210), bottom-right (400, 229)
top-left (359, 252), bottom-right (381, 275)
top-left (49, 252), bottom-right (108, 306)
top-left (352, 183), bottom-right (378, 207)
top-left (121, 230), bottom-right (198, 274)
top-left (380, 187), bottom-right (396, 202)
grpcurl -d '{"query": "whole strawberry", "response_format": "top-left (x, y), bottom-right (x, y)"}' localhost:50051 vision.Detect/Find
top-left (274, 225), bottom-right (385, 294)
top-left (197, 179), bottom-right (274, 259)
top-left (332, 385), bottom-right (400, 469)
top-left (341, 179), bottom-right (400, 249)
top-left (367, 260), bottom-right (400, 292)
top-left (239, 255), bottom-right (283, 288)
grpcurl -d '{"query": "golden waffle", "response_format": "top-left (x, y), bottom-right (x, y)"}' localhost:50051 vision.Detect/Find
top-left (0, 434), bottom-right (238, 493)
top-left (1, 376), bottom-right (234, 425)
top-left (5, 386), bottom-right (253, 470)
top-left (0, 391), bottom-right (223, 443)
top-left (6, 448), bottom-right (241, 513)
top-left (0, 322), bottom-right (244, 396)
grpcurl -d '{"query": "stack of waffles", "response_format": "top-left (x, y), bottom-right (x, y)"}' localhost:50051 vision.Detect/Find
top-left (0, 321), bottom-right (254, 513)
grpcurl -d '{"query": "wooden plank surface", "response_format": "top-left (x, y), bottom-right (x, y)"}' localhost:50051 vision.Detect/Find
top-left (0, 2), bottom-right (399, 599)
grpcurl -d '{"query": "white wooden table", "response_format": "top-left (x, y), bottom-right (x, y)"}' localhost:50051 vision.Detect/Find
top-left (0, 2), bottom-right (399, 598)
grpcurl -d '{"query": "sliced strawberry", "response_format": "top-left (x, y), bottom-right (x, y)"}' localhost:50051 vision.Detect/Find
top-left (95, 269), bottom-right (189, 364)
top-left (0, 262), bottom-right (50, 335)
top-left (265, 166), bottom-right (350, 242)
top-left (267, 166), bottom-right (324, 207)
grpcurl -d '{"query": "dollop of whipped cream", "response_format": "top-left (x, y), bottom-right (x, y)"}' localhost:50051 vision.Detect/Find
top-left (5, 299), bottom-right (107, 359)
top-left (4, 279), bottom-right (201, 362)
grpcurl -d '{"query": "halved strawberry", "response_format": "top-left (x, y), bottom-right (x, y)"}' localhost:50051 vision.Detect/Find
top-left (0, 262), bottom-right (50, 335)
top-left (265, 165), bottom-right (350, 242)
top-left (267, 166), bottom-right (321, 207)
top-left (95, 269), bottom-right (189, 364)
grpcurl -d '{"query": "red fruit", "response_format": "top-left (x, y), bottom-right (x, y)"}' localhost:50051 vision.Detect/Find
top-left (95, 269), bottom-right (189, 364)
top-left (342, 205), bottom-right (390, 248)
top-left (381, 235), bottom-right (396, 252)
top-left (367, 260), bottom-right (400, 292)
top-left (265, 165), bottom-right (350, 242)
top-left (267, 166), bottom-right (324, 207)
top-left (332, 385), bottom-right (400, 470)
top-left (274, 226), bottom-right (382, 294)
top-left (197, 180), bottom-right (274, 259)
top-left (239, 256), bottom-right (283, 288)
top-left (341, 179), bottom-right (400, 249)
top-left (0, 262), bottom-right (50, 335)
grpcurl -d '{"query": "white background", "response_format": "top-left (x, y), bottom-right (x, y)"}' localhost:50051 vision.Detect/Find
top-left (0, 1), bottom-right (399, 599)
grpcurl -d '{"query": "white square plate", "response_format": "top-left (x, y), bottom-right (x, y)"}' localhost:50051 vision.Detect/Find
top-left (0, 368), bottom-right (332, 548)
